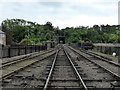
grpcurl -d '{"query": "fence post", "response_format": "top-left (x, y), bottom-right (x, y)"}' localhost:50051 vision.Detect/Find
top-left (35, 45), bottom-right (37, 52)
top-left (115, 46), bottom-right (119, 56)
top-left (25, 46), bottom-right (27, 54)
top-left (39, 46), bottom-right (41, 52)
top-left (18, 46), bottom-right (20, 56)
top-left (30, 46), bottom-right (32, 53)
top-left (8, 46), bottom-right (11, 58)
top-left (45, 43), bottom-right (47, 50)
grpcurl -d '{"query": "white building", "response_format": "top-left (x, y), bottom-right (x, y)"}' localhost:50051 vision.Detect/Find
top-left (0, 29), bottom-right (6, 45)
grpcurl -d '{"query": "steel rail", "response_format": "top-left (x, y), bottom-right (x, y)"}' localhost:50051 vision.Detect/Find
top-left (69, 46), bottom-right (120, 80)
top-left (78, 48), bottom-right (120, 67)
top-left (43, 50), bottom-right (59, 90)
top-left (63, 48), bottom-right (88, 90)
top-left (1, 51), bottom-right (56, 80)
top-left (84, 50), bottom-right (120, 67)
top-left (1, 50), bottom-right (54, 69)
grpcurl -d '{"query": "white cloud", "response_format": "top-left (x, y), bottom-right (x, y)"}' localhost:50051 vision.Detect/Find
top-left (45, 15), bottom-right (117, 29)
top-left (95, 3), bottom-right (117, 9)
top-left (0, 0), bottom-right (119, 29)
top-left (0, 0), bottom-right (119, 3)
top-left (71, 15), bottom-right (117, 26)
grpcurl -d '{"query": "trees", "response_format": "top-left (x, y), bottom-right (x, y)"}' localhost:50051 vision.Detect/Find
top-left (1, 19), bottom-right (120, 45)
top-left (116, 30), bottom-right (120, 43)
top-left (61, 25), bottom-right (120, 43)
top-left (1, 19), bottom-right (56, 45)
top-left (108, 34), bottom-right (118, 43)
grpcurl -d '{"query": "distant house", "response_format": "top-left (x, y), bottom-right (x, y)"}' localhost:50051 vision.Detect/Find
top-left (1, 26), bottom-right (12, 45)
top-left (0, 28), bottom-right (6, 45)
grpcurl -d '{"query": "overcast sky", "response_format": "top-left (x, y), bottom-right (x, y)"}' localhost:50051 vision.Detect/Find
top-left (0, 0), bottom-right (119, 29)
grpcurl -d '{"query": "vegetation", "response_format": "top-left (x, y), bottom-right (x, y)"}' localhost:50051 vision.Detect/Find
top-left (1, 19), bottom-right (120, 45)
top-left (61, 25), bottom-right (120, 43)
top-left (1, 19), bottom-right (58, 45)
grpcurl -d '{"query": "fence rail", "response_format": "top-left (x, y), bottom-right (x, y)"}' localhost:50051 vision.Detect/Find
top-left (94, 44), bottom-right (120, 56)
top-left (68, 43), bottom-right (120, 56)
top-left (0, 45), bottom-right (47, 58)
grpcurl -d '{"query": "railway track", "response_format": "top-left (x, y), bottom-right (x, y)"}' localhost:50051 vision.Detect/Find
top-left (1, 50), bottom-right (56, 80)
top-left (67, 46), bottom-right (120, 88)
top-left (1, 49), bottom-right (54, 66)
top-left (2, 52), bottom-right (56, 88)
top-left (82, 49), bottom-right (119, 66)
top-left (43, 48), bottom-right (87, 89)
top-left (2, 46), bottom-right (88, 90)
top-left (2, 44), bottom-right (120, 89)
top-left (68, 46), bottom-right (120, 76)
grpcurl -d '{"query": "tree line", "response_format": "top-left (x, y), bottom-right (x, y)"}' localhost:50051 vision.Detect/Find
top-left (61, 25), bottom-right (120, 43)
top-left (1, 19), bottom-right (59, 45)
top-left (1, 19), bottom-right (120, 45)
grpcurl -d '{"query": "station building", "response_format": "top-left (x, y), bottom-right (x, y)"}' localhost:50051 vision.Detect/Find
top-left (0, 28), bottom-right (6, 45)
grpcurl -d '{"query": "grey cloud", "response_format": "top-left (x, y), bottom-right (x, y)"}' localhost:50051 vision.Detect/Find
top-left (61, 2), bottom-right (117, 17)
top-left (1, 2), bottom-right (23, 12)
top-left (38, 2), bottom-right (63, 8)
top-left (0, 1), bottom-right (117, 26)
